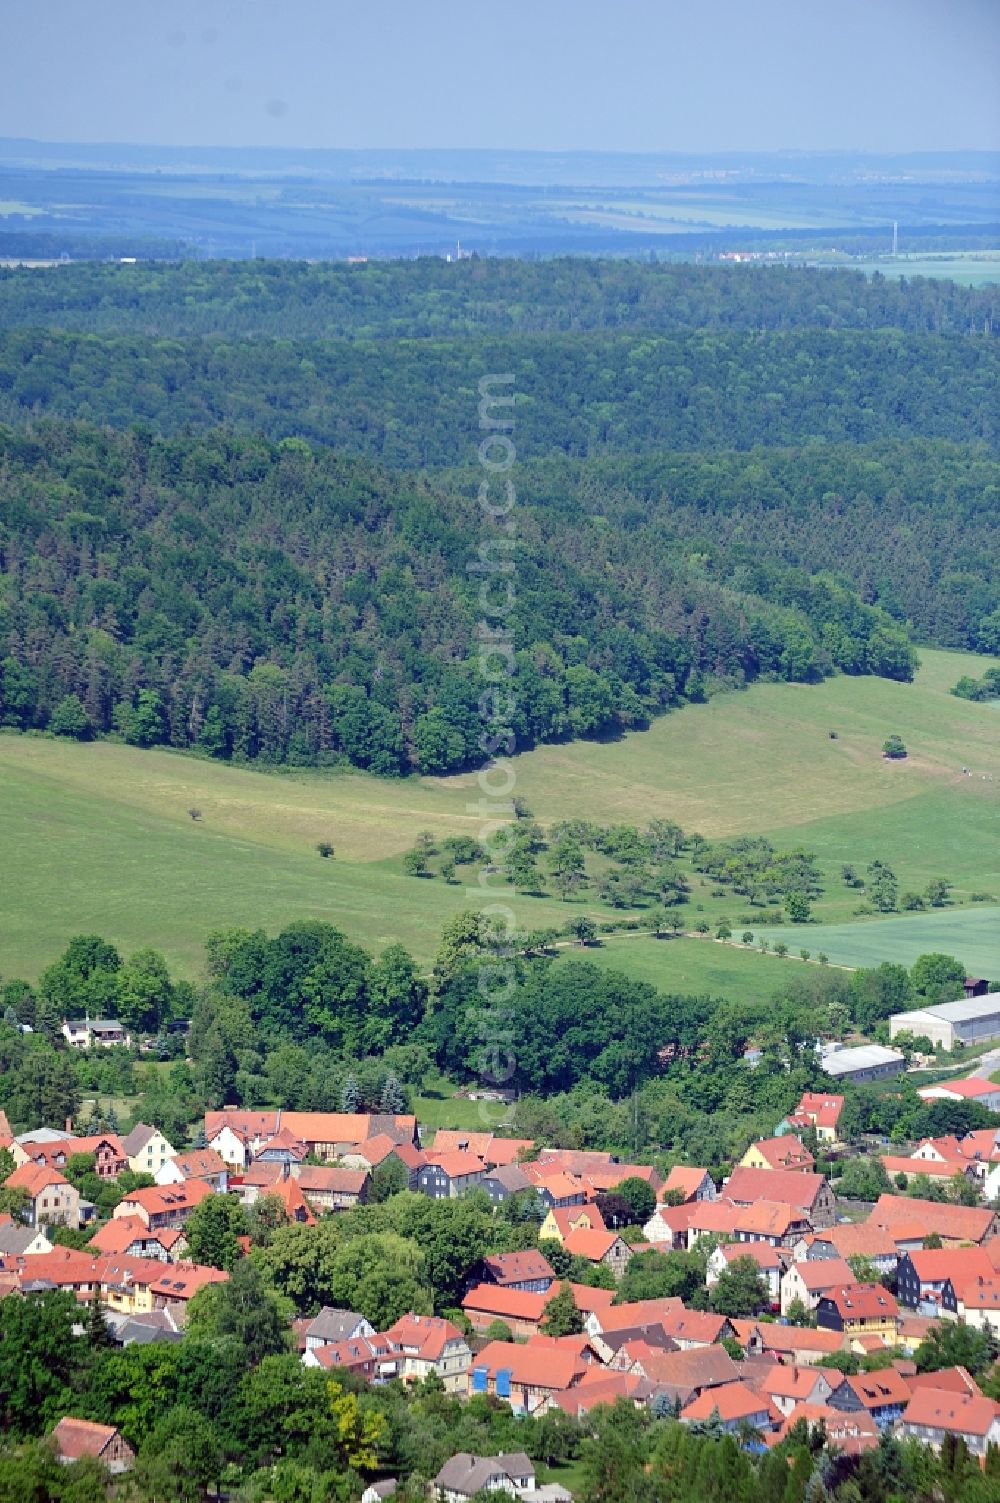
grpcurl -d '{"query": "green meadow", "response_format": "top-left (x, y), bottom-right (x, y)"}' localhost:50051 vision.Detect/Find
top-left (1, 647), bottom-right (998, 985)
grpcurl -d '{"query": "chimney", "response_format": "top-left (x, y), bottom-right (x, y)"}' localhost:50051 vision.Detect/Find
top-left (65, 1117), bottom-right (73, 1135)
top-left (283, 1160), bottom-right (290, 1182)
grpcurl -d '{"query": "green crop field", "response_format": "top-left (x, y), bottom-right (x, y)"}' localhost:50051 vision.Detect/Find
top-left (1, 647), bottom-right (997, 984)
top-left (755, 907), bottom-right (1000, 977)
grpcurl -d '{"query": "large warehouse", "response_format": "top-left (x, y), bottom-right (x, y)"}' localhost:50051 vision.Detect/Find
top-left (889, 995), bottom-right (1000, 1051)
top-left (820, 1043), bottom-right (906, 1085)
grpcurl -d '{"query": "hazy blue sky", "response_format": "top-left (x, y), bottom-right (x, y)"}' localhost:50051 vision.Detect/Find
top-left (4, 0), bottom-right (999, 154)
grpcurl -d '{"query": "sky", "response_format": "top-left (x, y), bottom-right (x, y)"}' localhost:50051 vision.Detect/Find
top-left (3, 0), bottom-right (999, 155)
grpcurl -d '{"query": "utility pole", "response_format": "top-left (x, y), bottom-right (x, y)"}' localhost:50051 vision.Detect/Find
top-left (892, 221), bottom-right (898, 258)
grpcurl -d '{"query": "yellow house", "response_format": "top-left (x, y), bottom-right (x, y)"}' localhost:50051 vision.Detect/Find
top-left (740, 1136), bottom-right (814, 1173)
top-left (121, 1124), bottom-right (175, 1177)
top-left (97, 1258), bottom-right (160, 1315)
top-left (539, 1204), bottom-right (605, 1245)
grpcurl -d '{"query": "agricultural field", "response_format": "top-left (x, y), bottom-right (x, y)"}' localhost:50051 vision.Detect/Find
top-left (755, 906), bottom-right (1000, 978)
top-left (1, 646), bottom-right (997, 985)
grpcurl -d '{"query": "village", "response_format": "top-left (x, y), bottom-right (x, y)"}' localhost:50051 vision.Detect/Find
top-left (4, 1073), bottom-right (1000, 1482)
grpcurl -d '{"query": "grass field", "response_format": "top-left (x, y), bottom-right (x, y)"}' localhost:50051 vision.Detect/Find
top-left (755, 906), bottom-right (1000, 977)
top-left (558, 934), bottom-right (824, 1001)
top-left (1, 647), bottom-right (998, 984)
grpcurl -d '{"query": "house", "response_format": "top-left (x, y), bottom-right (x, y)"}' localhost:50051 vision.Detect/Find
top-left (583, 1296), bottom-right (684, 1341)
top-left (730, 1320), bottom-right (846, 1367)
top-left (431, 1132), bottom-right (534, 1168)
top-left (658, 1307), bottom-right (734, 1351)
top-left (815, 1284), bottom-right (899, 1341)
top-left (89, 1216), bottom-right (186, 1262)
top-left (869, 1194), bottom-right (999, 1246)
top-left (890, 996), bottom-right (1000, 1051)
top-left (304, 1308), bottom-right (375, 1351)
top-left (121, 1124), bottom-right (175, 1177)
top-left (303, 1337), bottom-right (385, 1380)
top-left (208, 1120), bottom-right (255, 1170)
top-left (880, 1153), bottom-right (977, 1189)
top-left (707, 1242), bottom-right (785, 1308)
top-left (155, 1149), bottom-right (228, 1192)
top-left (147, 1263), bottom-right (228, 1309)
top-left (626, 1344), bottom-right (741, 1408)
top-left (434, 1452), bottom-right (538, 1502)
top-left (554, 1370), bottom-right (655, 1419)
top-left (898, 1387), bottom-right (1000, 1456)
top-left (254, 1127), bottom-right (309, 1167)
top-left (787, 1091), bottom-right (845, 1144)
top-left (561, 1227), bottom-right (633, 1279)
top-left (50, 1417), bottom-right (135, 1472)
top-left (294, 1165), bottom-right (370, 1212)
top-left (917, 1077), bottom-right (1000, 1114)
top-left (740, 1136), bottom-right (814, 1174)
top-left (772, 1404), bottom-right (878, 1454)
top-left (803, 1222), bottom-right (899, 1277)
top-left (643, 1201), bottom-right (699, 1248)
top-left (523, 1169), bottom-right (587, 1211)
top-left (659, 1165), bottom-right (716, 1203)
top-left (17, 1133), bottom-right (126, 1180)
top-left (61, 1019), bottom-right (131, 1050)
top-left (113, 1179), bottom-right (215, 1230)
top-left (469, 1341), bottom-right (588, 1416)
top-left (896, 1247), bottom-right (994, 1312)
top-left (952, 1274), bottom-right (1000, 1336)
top-left (680, 1379), bottom-right (779, 1434)
top-left (820, 1043), bottom-right (906, 1084)
top-left (780, 1257), bottom-right (855, 1316)
top-left (382, 1313), bottom-right (472, 1391)
top-left (477, 1249), bottom-right (555, 1293)
top-left (538, 1203), bottom-right (606, 1244)
top-left (732, 1200), bottom-right (813, 1250)
top-left (5, 1162), bottom-right (81, 1228)
top-left (826, 1368), bottom-right (912, 1430)
top-left (416, 1151), bottom-right (486, 1199)
top-left (723, 1167), bottom-right (836, 1229)
top-left (0, 1216), bottom-right (51, 1256)
top-left (204, 1108), bottom-right (418, 1163)
top-left (480, 1163), bottom-right (535, 1204)
top-left (758, 1363), bottom-right (840, 1417)
top-left (462, 1284), bottom-right (552, 1339)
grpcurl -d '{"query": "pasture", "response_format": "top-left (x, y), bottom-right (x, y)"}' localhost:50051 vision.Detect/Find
top-left (1, 646), bottom-right (997, 984)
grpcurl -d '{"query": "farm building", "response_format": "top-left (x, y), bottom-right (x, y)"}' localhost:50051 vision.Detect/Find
top-left (820, 1044), bottom-right (905, 1085)
top-left (889, 996), bottom-right (1000, 1051)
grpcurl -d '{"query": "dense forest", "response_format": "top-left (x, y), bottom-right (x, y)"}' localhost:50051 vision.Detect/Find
top-left (1, 257), bottom-right (997, 337)
top-left (0, 422), bottom-right (920, 769)
top-left (0, 258), bottom-right (997, 771)
top-left (1, 327), bottom-right (997, 463)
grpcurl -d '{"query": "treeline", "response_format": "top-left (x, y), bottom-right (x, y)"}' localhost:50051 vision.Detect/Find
top-left (0, 422), bottom-right (917, 773)
top-left (1, 326), bottom-right (997, 462)
top-left (0, 256), bottom-right (996, 338)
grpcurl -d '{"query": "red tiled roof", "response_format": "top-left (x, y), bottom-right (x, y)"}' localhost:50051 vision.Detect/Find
top-left (902, 1387), bottom-right (999, 1436)
top-left (50, 1417), bottom-right (128, 1461)
top-left (473, 1338), bottom-right (587, 1392)
top-left (788, 1258), bottom-right (854, 1293)
top-left (725, 1166), bottom-right (828, 1211)
top-left (844, 1368), bottom-right (912, 1410)
top-left (545, 1205), bottom-right (607, 1238)
top-left (681, 1379), bottom-right (778, 1424)
top-left (871, 1194), bottom-right (996, 1244)
top-left (5, 1161), bottom-right (72, 1196)
top-left (821, 1283), bottom-right (898, 1322)
top-left (794, 1092), bottom-right (844, 1128)
top-left (750, 1137), bottom-right (814, 1171)
top-left (116, 1180), bottom-right (214, 1217)
top-left (661, 1165), bottom-right (711, 1201)
top-left (593, 1297), bottom-right (685, 1333)
top-left (295, 1166), bottom-right (370, 1195)
top-left (562, 1228), bottom-right (622, 1262)
top-left (384, 1313), bottom-right (465, 1362)
top-left (423, 1149), bottom-right (485, 1178)
top-left (482, 1250), bottom-right (555, 1287)
top-left (908, 1246), bottom-right (994, 1284)
top-left (718, 1242), bottom-right (785, 1271)
top-left (907, 1366), bottom-right (982, 1397)
top-left (918, 1077), bottom-right (1000, 1100)
top-left (462, 1284), bottom-right (549, 1322)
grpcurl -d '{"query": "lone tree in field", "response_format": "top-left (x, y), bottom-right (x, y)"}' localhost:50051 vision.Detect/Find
top-left (316, 841), bottom-right (334, 858)
top-left (882, 735), bottom-right (907, 760)
top-left (568, 916), bottom-right (598, 946)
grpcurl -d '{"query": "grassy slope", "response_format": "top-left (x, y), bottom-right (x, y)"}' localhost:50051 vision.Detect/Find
top-left (1, 647), bottom-right (997, 981)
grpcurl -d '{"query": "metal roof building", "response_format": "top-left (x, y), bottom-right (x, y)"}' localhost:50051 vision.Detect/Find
top-left (821, 1044), bottom-right (906, 1084)
top-left (890, 995), bottom-right (1000, 1051)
